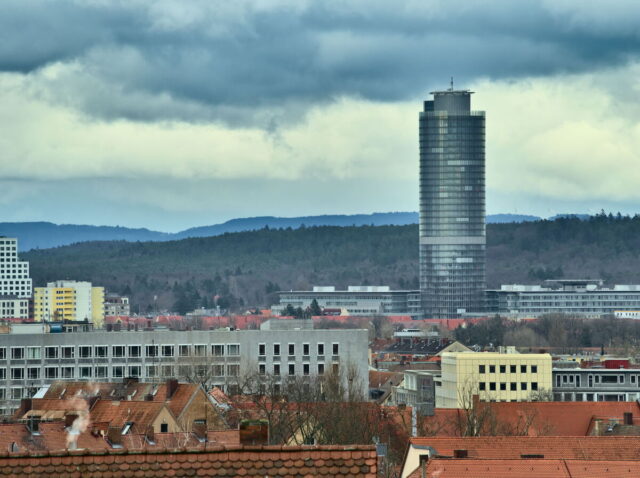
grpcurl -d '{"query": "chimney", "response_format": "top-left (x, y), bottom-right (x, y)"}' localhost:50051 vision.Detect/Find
top-left (193, 420), bottom-right (207, 442)
top-left (166, 379), bottom-right (179, 399)
top-left (65, 413), bottom-right (79, 428)
top-left (17, 398), bottom-right (33, 417)
top-left (419, 454), bottom-right (429, 478)
top-left (106, 426), bottom-right (123, 447)
top-left (624, 412), bottom-right (633, 425)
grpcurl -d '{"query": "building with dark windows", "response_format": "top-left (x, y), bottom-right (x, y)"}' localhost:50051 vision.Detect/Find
top-left (419, 86), bottom-right (486, 318)
top-left (553, 360), bottom-right (640, 402)
top-left (487, 280), bottom-right (640, 318)
top-left (0, 319), bottom-right (368, 414)
top-left (273, 285), bottom-right (421, 318)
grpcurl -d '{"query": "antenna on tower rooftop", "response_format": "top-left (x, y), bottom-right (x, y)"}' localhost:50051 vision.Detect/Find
top-left (449, 77), bottom-right (454, 91)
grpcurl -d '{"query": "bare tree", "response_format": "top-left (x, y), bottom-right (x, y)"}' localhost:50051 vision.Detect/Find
top-left (452, 378), bottom-right (498, 437)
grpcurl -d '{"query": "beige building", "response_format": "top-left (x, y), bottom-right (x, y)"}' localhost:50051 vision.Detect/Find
top-left (34, 280), bottom-right (105, 326)
top-left (437, 350), bottom-right (552, 408)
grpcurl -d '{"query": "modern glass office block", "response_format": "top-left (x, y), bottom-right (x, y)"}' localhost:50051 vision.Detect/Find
top-left (419, 88), bottom-right (486, 317)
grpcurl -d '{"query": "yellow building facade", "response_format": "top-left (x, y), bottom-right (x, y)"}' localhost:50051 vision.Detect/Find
top-left (437, 351), bottom-right (552, 408)
top-left (34, 281), bottom-right (105, 327)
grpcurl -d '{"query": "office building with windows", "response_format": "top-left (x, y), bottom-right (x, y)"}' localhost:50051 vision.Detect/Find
top-left (419, 86), bottom-right (486, 318)
top-left (0, 319), bottom-right (368, 413)
top-left (436, 351), bottom-right (552, 408)
top-left (274, 286), bottom-right (421, 318)
top-left (553, 362), bottom-right (640, 402)
top-left (0, 237), bottom-right (32, 319)
top-left (487, 280), bottom-right (640, 318)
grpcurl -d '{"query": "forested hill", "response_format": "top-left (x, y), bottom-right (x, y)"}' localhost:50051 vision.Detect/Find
top-left (22, 214), bottom-right (640, 313)
top-left (0, 213), bottom-right (539, 251)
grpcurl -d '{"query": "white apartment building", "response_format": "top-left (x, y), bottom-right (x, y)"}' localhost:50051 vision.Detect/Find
top-left (0, 237), bottom-right (32, 319)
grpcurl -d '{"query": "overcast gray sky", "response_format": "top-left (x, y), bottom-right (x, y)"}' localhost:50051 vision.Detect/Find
top-left (2, 0), bottom-right (640, 231)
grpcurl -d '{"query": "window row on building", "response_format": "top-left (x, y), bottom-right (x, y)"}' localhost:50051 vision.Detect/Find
top-left (257, 362), bottom-right (339, 377)
top-left (0, 343), bottom-right (241, 360)
top-left (257, 342), bottom-right (339, 357)
top-left (479, 381), bottom-right (539, 392)
top-left (479, 364), bottom-right (538, 374)
top-left (554, 372), bottom-right (640, 388)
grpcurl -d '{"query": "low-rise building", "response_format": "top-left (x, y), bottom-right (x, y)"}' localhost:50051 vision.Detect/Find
top-left (487, 279), bottom-right (640, 318)
top-left (34, 280), bottom-right (105, 326)
top-left (0, 318), bottom-right (369, 413)
top-left (104, 293), bottom-right (130, 316)
top-left (437, 350), bottom-right (553, 408)
top-left (274, 285), bottom-right (421, 318)
top-left (390, 370), bottom-right (438, 415)
top-left (553, 360), bottom-right (640, 402)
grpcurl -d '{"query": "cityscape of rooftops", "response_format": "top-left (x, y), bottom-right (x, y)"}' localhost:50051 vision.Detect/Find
top-left (1, 1), bottom-right (640, 476)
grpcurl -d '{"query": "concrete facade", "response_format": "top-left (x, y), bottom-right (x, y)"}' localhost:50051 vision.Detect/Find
top-left (553, 367), bottom-right (640, 402)
top-left (437, 351), bottom-right (552, 408)
top-left (390, 370), bottom-right (437, 415)
top-left (0, 322), bottom-right (369, 413)
top-left (487, 280), bottom-right (640, 318)
top-left (104, 295), bottom-right (130, 317)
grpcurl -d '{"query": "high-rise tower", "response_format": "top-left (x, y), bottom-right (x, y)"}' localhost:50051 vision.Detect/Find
top-left (419, 86), bottom-right (485, 318)
top-left (0, 237), bottom-right (32, 319)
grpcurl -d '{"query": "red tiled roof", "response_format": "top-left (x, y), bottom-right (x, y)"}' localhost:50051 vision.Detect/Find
top-left (0, 444), bottom-right (378, 477)
top-left (207, 430), bottom-right (241, 446)
top-left (43, 381), bottom-right (212, 421)
top-left (409, 458), bottom-right (640, 478)
top-left (421, 402), bottom-right (640, 437)
top-left (369, 371), bottom-right (402, 389)
top-left (209, 387), bottom-right (231, 406)
top-left (89, 400), bottom-right (168, 433)
top-left (409, 436), bottom-right (640, 460)
top-left (0, 422), bottom-right (111, 454)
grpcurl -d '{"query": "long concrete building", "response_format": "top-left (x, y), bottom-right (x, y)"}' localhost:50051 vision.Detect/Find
top-left (274, 286), bottom-right (421, 318)
top-left (0, 319), bottom-right (369, 413)
top-left (487, 280), bottom-right (640, 318)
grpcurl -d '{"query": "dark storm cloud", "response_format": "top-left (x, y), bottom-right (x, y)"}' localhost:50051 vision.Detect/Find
top-left (2, 0), bottom-right (639, 124)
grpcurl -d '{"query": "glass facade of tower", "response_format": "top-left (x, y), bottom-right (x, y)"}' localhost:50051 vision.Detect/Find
top-left (419, 90), bottom-right (485, 318)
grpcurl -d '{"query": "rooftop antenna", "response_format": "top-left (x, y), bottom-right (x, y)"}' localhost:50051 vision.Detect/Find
top-left (449, 76), bottom-right (454, 91)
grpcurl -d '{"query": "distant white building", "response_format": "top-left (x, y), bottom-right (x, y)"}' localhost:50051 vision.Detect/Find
top-left (273, 285), bottom-right (421, 318)
top-left (0, 237), bottom-right (32, 319)
top-left (487, 280), bottom-right (640, 318)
